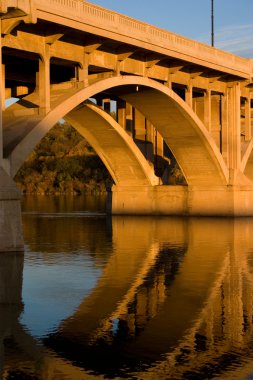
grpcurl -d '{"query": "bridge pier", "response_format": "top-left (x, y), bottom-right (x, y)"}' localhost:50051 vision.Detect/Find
top-left (0, 168), bottom-right (24, 252)
top-left (111, 184), bottom-right (253, 216)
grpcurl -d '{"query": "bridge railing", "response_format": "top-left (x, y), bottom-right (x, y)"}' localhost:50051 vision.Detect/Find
top-left (35, 0), bottom-right (251, 76)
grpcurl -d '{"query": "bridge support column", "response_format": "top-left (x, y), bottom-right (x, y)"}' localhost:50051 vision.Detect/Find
top-left (126, 103), bottom-right (134, 135)
top-left (221, 92), bottom-right (229, 164)
top-left (38, 45), bottom-right (50, 115)
top-left (204, 89), bottom-right (212, 132)
top-left (134, 108), bottom-right (146, 141)
top-left (227, 83), bottom-right (241, 176)
top-left (78, 53), bottom-right (89, 87)
top-left (110, 185), bottom-right (253, 216)
top-left (103, 98), bottom-right (111, 113)
top-left (0, 168), bottom-right (24, 252)
top-left (244, 97), bottom-right (251, 141)
top-left (210, 94), bottom-right (222, 150)
top-left (0, 28), bottom-right (22, 253)
top-left (185, 83), bottom-right (193, 108)
top-left (117, 99), bottom-right (126, 129)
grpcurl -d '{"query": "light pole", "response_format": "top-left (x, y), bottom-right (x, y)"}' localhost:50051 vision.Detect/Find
top-left (211, 0), bottom-right (214, 46)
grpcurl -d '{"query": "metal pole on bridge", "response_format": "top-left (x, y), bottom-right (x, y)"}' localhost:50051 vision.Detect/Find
top-left (211, 0), bottom-right (214, 46)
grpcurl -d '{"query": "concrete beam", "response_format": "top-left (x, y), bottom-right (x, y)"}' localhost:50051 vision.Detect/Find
top-left (38, 44), bottom-right (50, 114)
top-left (244, 97), bottom-right (251, 142)
top-left (45, 33), bottom-right (64, 45)
top-left (117, 51), bottom-right (135, 62)
top-left (204, 88), bottom-right (212, 132)
top-left (83, 43), bottom-right (102, 54)
top-left (227, 83), bottom-right (241, 172)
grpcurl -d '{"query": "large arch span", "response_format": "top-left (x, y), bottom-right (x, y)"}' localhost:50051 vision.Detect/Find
top-left (65, 103), bottom-right (159, 187)
top-left (6, 75), bottom-right (229, 186)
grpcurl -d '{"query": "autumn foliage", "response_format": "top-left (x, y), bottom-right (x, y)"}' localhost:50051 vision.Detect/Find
top-left (15, 122), bottom-right (112, 194)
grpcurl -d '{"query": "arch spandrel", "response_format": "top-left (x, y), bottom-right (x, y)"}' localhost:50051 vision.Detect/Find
top-left (241, 139), bottom-right (253, 182)
top-left (8, 76), bottom-right (228, 186)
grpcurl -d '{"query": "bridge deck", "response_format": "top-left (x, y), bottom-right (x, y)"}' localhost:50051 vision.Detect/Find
top-left (34, 0), bottom-right (251, 79)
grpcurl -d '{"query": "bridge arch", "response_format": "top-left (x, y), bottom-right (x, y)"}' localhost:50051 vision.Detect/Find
top-left (9, 76), bottom-right (229, 186)
top-left (65, 103), bottom-right (159, 186)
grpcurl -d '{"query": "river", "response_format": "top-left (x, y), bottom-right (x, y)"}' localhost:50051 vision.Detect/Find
top-left (1, 195), bottom-right (253, 379)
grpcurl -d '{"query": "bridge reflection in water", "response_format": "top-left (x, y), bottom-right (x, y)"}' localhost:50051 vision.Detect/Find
top-left (1, 209), bottom-right (253, 379)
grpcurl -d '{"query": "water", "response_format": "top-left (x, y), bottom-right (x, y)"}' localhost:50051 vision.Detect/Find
top-left (2, 195), bottom-right (253, 379)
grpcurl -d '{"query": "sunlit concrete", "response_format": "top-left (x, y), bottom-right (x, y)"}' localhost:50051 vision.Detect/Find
top-left (111, 184), bottom-right (253, 216)
top-left (65, 102), bottom-right (159, 187)
top-left (1, 0), bottom-right (253, 250)
top-left (0, 168), bottom-right (23, 252)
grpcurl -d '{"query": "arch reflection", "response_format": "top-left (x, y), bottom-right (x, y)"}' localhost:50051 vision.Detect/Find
top-left (2, 215), bottom-right (253, 379)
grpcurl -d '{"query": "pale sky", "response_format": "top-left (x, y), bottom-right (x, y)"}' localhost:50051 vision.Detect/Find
top-left (86, 0), bottom-right (253, 58)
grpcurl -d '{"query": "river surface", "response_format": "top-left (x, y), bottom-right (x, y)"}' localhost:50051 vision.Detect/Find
top-left (2, 195), bottom-right (253, 379)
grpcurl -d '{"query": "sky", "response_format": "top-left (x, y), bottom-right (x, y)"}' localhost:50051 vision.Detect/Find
top-left (86, 0), bottom-right (253, 58)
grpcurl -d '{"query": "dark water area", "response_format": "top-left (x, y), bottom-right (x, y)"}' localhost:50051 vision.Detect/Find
top-left (2, 195), bottom-right (253, 379)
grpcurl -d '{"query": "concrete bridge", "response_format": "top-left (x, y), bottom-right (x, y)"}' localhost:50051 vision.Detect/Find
top-left (1, 0), bottom-right (253, 251)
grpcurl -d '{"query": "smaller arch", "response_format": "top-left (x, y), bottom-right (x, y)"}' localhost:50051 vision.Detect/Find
top-left (2, 18), bottom-right (23, 35)
top-left (65, 103), bottom-right (159, 186)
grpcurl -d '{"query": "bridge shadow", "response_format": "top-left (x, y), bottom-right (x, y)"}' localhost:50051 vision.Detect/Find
top-left (17, 99), bottom-right (39, 109)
